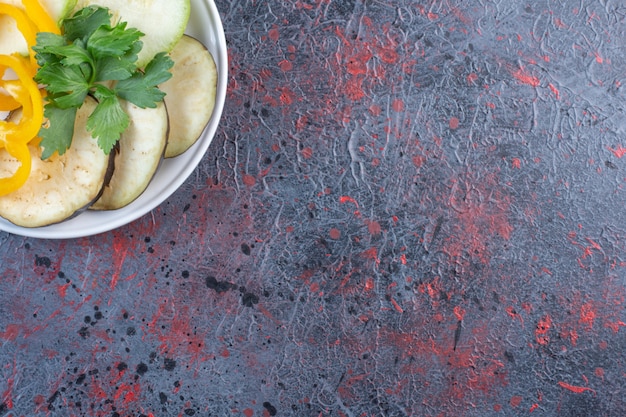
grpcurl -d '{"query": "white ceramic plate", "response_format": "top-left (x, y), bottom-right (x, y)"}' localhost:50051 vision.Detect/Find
top-left (0, 0), bottom-right (227, 239)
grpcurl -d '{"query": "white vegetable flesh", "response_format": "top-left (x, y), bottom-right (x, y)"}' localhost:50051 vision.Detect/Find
top-left (0, 0), bottom-right (77, 56)
top-left (91, 100), bottom-right (169, 210)
top-left (0, 97), bottom-right (112, 227)
top-left (72, 0), bottom-right (190, 67)
top-left (0, 14), bottom-right (26, 57)
top-left (161, 35), bottom-right (217, 158)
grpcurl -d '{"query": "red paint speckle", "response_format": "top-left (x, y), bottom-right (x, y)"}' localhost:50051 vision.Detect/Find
top-left (510, 396), bottom-right (523, 408)
top-left (346, 53), bottom-right (370, 76)
top-left (344, 76), bottom-right (366, 101)
top-left (511, 158), bottom-right (521, 169)
top-left (608, 145), bottom-right (626, 158)
top-left (579, 303), bottom-right (596, 329)
top-left (366, 220), bottom-right (382, 236)
top-left (453, 305), bottom-right (466, 321)
top-left (301, 147), bottom-right (313, 159)
top-left (377, 47), bottom-right (399, 64)
top-left (361, 247), bottom-right (379, 262)
top-left (390, 297), bottom-right (404, 313)
top-left (369, 104), bottom-right (382, 116)
top-left (278, 59), bottom-right (292, 72)
top-left (412, 155), bottom-right (426, 168)
top-left (295, 115), bottom-right (308, 131)
top-left (243, 409), bottom-right (254, 417)
top-left (0, 324), bottom-right (20, 341)
top-left (449, 117), bottom-right (460, 130)
top-left (278, 87), bottom-right (296, 105)
top-left (513, 68), bottom-right (540, 87)
top-left (594, 52), bottom-right (603, 64)
top-left (392, 99), bottom-right (405, 112)
top-left (594, 367), bottom-right (605, 379)
top-left (604, 320), bottom-right (626, 333)
top-left (268, 27), bottom-right (279, 42)
top-left (339, 195), bottom-right (359, 207)
top-left (549, 83), bottom-right (560, 99)
top-left (242, 174), bottom-right (256, 187)
top-left (557, 381), bottom-right (595, 394)
top-left (58, 283), bottom-right (70, 298)
top-left (329, 228), bottom-right (341, 240)
top-left (535, 315), bottom-right (552, 345)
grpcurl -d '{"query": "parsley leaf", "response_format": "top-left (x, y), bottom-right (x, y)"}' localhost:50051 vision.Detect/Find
top-left (34, 6), bottom-right (173, 158)
top-left (32, 32), bottom-right (66, 66)
top-left (39, 105), bottom-right (77, 160)
top-left (115, 52), bottom-right (173, 108)
top-left (94, 41), bottom-right (142, 82)
top-left (88, 23), bottom-right (143, 59)
top-left (142, 52), bottom-right (175, 86)
top-left (88, 85), bottom-right (129, 154)
top-left (62, 6), bottom-right (112, 42)
top-left (34, 63), bottom-right (90, 106)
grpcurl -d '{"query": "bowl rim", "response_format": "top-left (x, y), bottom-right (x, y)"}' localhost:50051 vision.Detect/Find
top-left (0, 0), bottom-right (228, 239)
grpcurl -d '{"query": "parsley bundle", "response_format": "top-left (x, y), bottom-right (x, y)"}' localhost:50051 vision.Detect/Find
top-left (33, 5), bottom-right (174, 159)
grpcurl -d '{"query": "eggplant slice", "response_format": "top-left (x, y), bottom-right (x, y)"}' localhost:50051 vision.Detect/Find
top-left (0, 97), bottom-right (113, 227)
top-left (72, 0), bottom-right (189, 68)
top-left (161, 34), bottom-right (217, 158)
top-left (91, 100), bottom-right (169, 210)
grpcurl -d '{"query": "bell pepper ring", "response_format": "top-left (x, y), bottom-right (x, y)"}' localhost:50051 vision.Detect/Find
top-left (22, 0), bottom-right (61, 35)
top-left (0, 3), bottom-right (39, 71)
top-left (0, 64), bottom-right (21, 111)
top-left (0, 140), bottom-right (31, 196)
top-left (0, 55), bottom-right (43, 145)
top-left (0, 1), bottom-right (59, 196)
top-left (0, 89), bottom-right (21, 113)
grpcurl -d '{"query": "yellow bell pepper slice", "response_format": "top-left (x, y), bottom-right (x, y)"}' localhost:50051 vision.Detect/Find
top-left (0, 89), bottom-right (21, 112)
top-left (0, 64), bottom-right (20, 111)
top-left (0, 140), bottom-right (31, 196)
top-left (22, 0), bottom-right (60, 35)
top-left (0, 0), bottom-right (59, 196)
top-left (0, 54), bottom-right (43, 144)
top-left (0, 3), bottom-right (39, 72)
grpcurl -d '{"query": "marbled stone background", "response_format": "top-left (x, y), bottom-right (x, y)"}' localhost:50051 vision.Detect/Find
top-left (2, 0), bottom-right (626, 416)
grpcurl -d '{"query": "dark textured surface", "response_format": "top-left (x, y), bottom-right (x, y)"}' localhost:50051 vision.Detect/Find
top-left (2, 0), bottom-right (626, 416)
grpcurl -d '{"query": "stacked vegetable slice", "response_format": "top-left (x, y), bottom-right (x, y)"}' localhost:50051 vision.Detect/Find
top-left (0, 0), bottom-right (218, 227)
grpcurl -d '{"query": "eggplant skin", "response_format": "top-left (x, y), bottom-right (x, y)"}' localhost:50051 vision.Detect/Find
top-left (0, 97), bottom-right (112, 228)
top-left (91, 100), bottom-right (169, 210)
top-left (162, 34), bottom-right (217, 158)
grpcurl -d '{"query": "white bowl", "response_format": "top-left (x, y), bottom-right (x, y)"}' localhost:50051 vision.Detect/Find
top-left (0, 0), bottom-right (228, 239)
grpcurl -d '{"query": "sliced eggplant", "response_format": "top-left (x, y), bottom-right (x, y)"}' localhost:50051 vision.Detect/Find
top-left (0, 97), bottom-right (113, 227)
top-left (161, 34), bottom-right (217, 158)
top-left (90, 100), bottom-right (169, 210)
top-left (72, 0), bottom-right (190, 68)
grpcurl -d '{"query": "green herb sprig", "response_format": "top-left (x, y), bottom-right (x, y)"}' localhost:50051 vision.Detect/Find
top-left (33, 5), bottom-right (174, 159)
